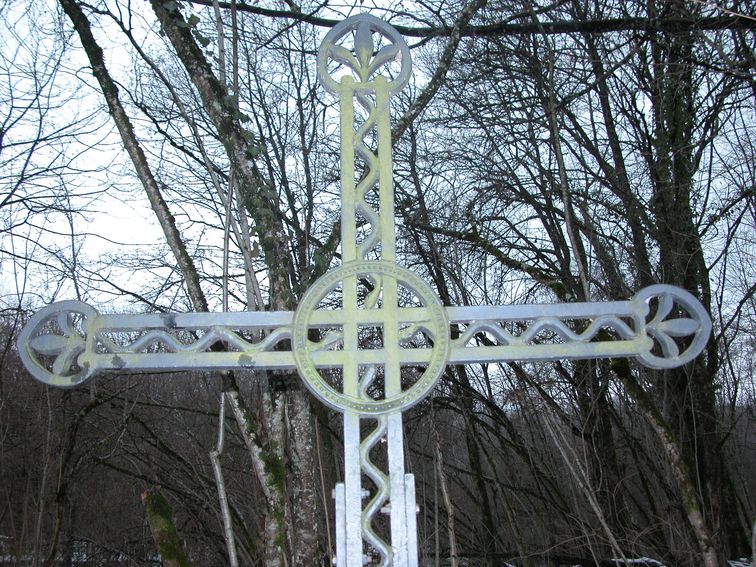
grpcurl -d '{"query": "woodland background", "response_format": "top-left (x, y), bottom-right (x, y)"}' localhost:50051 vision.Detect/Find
top-left (0, 0), bottom-right (754, 565)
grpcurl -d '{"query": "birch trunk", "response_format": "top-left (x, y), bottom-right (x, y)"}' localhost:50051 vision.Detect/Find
top-left (149, 2), bottom-right (322, 563)
top-left (59, 0), bottom-right (208, 313)
top-left (226, 389), bottom-right (287, 566)
top-left (431, 401), bottom-right (459, 567)
top-left (286, 390), bottom-right (320, 566)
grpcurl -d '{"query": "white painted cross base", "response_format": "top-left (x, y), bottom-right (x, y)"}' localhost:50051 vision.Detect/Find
top-left (17, 14), bottom-right (712, 567)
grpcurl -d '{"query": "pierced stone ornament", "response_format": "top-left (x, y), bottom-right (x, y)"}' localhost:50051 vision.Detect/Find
top-left (317, 14), bottom-right (412, 94)
top-left (634, 284), bottom-right (711, 369)
top-left (18, 300), bottom-right (99, 387)
top-left (17, 14), bottom-right (712, 567)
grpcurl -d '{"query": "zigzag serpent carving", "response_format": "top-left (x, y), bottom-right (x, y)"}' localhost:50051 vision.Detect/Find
top-left (353, 50), bottom-right (393, 567)
top-left (354, 94), bottom-right (382, 259)
top-left (344, 90), bottom-right (391, 550)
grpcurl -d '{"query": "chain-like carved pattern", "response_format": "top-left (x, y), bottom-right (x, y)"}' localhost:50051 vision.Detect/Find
top-left (18, 302), bottom-right (295, 387)
top-left (318, 14), bottom-right (410, 265)
top-left (447, 284), bottom-right (711, 370)
top-left (97, 327), bottom-right (291, 355)
top-left (455, 316), bottom-right (637, 347)
top-left (353, 98), bottom-right (382, 259)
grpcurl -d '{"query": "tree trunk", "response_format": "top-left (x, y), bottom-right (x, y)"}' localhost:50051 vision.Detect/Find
top-left (620, 370), bottom-right (719, 567)
top-left (646, 2), bottom-right (748, 559)
top-left (58, 0), bottom-right (208, 313)
top-left (142, 489), bottom-right (193, 567)
top-left (148, 3), bottom-right (321, 563)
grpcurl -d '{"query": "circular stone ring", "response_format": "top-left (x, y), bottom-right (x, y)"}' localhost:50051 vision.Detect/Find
top-left (292, 261), bottom-right (450, 415)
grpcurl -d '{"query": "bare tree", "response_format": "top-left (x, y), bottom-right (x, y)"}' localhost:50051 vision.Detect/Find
top-left (2, 0), bottom-right (754, 565)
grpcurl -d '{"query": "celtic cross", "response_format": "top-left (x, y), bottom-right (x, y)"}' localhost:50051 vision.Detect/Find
top-left (17, 14), bottom-right (712, 567)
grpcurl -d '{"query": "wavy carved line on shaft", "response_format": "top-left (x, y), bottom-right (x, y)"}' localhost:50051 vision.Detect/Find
top-left (353, 95), bottom-right (381, 260)
top-left (359, 366), bottom-right (392, 565)
top-left (97, 326), bottom-right (292, 355)
top-left (454, 315), bottom-right (638, 347)
top-left (360, 416), bottom-right (391, 565)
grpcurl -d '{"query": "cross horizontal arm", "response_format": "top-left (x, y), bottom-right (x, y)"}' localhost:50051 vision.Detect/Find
top-left (18, 283), bottom-right (710, 387)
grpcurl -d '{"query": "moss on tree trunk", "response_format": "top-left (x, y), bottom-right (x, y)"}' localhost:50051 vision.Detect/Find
top-left (142, 489), bottom-right (193, 567)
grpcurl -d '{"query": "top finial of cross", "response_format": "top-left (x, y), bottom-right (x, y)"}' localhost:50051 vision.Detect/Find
top-left (317, 14), bottom-right (412, 94)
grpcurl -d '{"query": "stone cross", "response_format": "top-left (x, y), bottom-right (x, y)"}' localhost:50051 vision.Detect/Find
top-left (18, 14), bottom-right (712, 567)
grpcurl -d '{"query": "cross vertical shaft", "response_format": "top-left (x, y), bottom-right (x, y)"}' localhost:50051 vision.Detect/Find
top-left (320, 15), bottom-right (417, 566)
